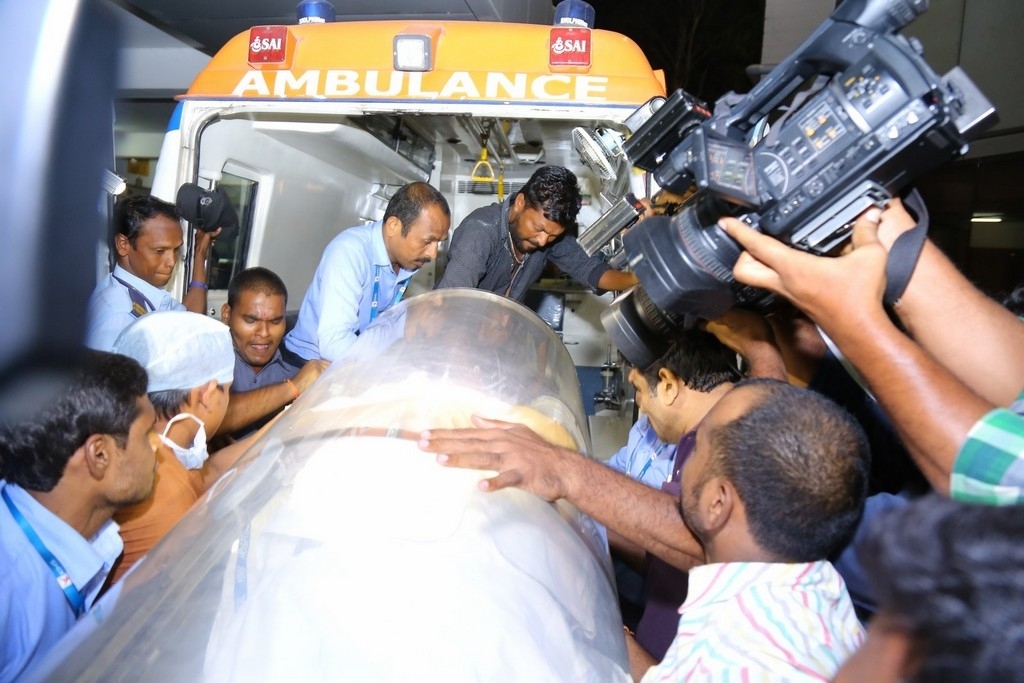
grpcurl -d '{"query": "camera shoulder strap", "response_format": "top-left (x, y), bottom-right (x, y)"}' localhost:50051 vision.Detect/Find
top-left (883, 188), bottom-right (929, 306)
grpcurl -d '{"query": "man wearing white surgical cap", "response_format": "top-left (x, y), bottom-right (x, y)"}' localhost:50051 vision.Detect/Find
top-left (107, 310), bottom-right (246, 583)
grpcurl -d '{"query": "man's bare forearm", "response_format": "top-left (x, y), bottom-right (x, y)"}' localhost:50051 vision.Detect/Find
top-left (818, 307), bottom-right (992, 494)
top-left (559, 452), bottom-right (704, 571)
top-left (597, 269), bottom-right (639, 292)
top-left (894, 240), bottom-right (1024, 406)
top-left (421, 419), bottom-right (703, 571)
top-left (216, 384), bottom-right (293, 435)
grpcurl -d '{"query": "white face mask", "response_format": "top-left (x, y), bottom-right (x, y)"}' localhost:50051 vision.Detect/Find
top-left (158, 413), bottom-right (209, 470)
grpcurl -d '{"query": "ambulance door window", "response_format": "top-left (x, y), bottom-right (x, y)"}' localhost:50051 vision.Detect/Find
top-left (208, 172), bottom-right (257, 290)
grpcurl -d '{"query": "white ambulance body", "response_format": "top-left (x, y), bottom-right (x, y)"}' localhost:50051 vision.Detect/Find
top-left (150, 19), bottom-right (665, 379)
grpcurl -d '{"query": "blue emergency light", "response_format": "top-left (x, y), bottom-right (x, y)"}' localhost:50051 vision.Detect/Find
top-left (296, 0), bottom-right (336, 24)
top-left (553, 0), bottom-right (595, 29)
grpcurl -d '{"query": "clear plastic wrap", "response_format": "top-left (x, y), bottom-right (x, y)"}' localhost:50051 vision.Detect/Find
top-left (31, 289), bottom-right (629, 682)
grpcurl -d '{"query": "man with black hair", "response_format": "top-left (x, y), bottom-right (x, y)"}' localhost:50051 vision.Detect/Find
top-left (435, 165), bottom-right (637, 301)
top-left (608, 328), bottom-right (740, 658)
top-left (284, 182), bottom-right (451, 362)
top-left (0, 351), bottom-right (157, 682)
top-left (835, 495), bottom-right (1024, 683)
top-left (85, 194), bottom-right (218, 351)
top-left (421, 378), bottom-right (869, 681)
top-left (628, 379), bottom-right (867, 681)
top-left (218, 267), bottom-right (328, 438)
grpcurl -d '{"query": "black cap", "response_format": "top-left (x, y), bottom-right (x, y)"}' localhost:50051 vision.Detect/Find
top-left (175, 183), bottom-right (239, 241)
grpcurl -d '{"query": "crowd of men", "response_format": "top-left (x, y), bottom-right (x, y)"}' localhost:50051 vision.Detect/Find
top-left (1, 164), bottom-right (1022, 681)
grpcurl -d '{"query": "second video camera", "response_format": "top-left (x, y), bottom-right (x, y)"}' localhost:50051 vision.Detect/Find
top-left (603, 0), bottom-right (995, 368)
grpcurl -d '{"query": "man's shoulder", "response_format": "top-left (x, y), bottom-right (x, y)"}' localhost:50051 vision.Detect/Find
top-left (322, 223), bottom-right (378, 263)
top-left (87, 273), bottom-right (128, 307)
top-left (331, 222), bottom-right (376, 243)
top-left (455, 203), bottom-right (503, 233)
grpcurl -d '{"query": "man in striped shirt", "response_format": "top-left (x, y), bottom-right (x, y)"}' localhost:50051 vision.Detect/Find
top-left (631, 379), bottom-right (869, 682)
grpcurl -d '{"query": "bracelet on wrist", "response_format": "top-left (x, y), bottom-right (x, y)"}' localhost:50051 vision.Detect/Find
top-left (189, 280), bottom-right (208, 291)
top-left (284, 378), bottom-right (300, 401)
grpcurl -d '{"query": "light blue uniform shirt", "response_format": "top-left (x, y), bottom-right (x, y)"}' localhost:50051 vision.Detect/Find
top-left (84, 264), bottom-right (185, 351)
top-left (0, 481), bottom-right (123, 683)
top-left (284, 221), bottom-right (416, 362)
top-left (606, 415), bottom-right (678, 488)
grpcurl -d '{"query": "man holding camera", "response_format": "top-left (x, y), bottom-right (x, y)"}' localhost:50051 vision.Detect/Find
top-left (85, 194), bottom-right (219, 352)
top-left (723, 198), bottom-right (1024, 504)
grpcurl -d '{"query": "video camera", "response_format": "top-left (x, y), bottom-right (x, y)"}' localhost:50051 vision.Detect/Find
top-left (599, 0), bottom-right (995, 369)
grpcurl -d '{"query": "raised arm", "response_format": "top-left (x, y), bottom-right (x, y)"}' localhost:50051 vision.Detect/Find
top-left (874, 200), bottom-right (1024, 406)
top-left (722, 209), bottom-right (1005, 494)
top-left (182, 228), bottom-right (219, 314)
top-left (420, 416), bottom-right (705, 571)
top-left (702, 307), bottom-right (788, 381)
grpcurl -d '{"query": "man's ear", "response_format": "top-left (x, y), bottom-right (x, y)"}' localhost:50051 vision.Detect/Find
top-left (81, 433), bottom-right (114, 481)
top-left (701, 476), bottom-right (734, 534)
top-left (220, 303), bottom-right (231, 325)
top-left (384, 215), bottom-right (403, 237)
top-left (113, 233), bottom-right (131, 258)
top-left (195, 379), bottom-right (220, 411)
top-left (657, 368), bottom-right (680, 405)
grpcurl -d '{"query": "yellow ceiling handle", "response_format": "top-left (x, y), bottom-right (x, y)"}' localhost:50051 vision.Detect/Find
top-left (470, 133), bottom-right (496, 183)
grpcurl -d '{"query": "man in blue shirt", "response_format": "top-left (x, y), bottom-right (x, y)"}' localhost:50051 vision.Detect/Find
top-left (284, 182), bottom-right (451, 362)
top-left (85, 195), bottom-right (218, 351)
top-left (218, 267), bottom-right (328, 439)
top-left (0, 351), bottom-right (157, 682)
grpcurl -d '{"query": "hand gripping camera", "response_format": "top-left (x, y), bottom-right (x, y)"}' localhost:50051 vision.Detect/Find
top-left (602, 0), bottom-right (995, 369)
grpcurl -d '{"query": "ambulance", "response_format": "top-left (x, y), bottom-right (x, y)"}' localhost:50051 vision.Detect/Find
top-left (150, 15), bottom-right (666, 425)
top-left (25, 18), bottom-right (675, 679)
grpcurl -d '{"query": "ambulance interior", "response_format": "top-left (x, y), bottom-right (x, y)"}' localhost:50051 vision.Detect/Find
top-left (190, 107), bottom-right (645, 457)
top-left (198, 110), bottom-right (632, 297)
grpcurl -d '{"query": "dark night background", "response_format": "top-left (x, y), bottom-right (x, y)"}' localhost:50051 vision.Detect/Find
top-left (588, 0), bottom-right (766, 102)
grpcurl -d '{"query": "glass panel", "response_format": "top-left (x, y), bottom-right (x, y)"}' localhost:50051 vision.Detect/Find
top-left (207, 173), bottom-right (257, 291)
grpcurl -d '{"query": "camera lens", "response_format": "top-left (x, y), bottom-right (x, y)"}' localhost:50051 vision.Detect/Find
top-left (600, 286), bottom-right (687, 370)
top-left (623, 193), bottom-right (742, 321)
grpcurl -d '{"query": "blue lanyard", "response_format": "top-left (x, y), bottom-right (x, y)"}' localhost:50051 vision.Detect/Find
top-left (2, 488), bottom-right (86, 618)
top-left (628, 439), bottom-right (669, 482)
top-left (370, 265), bottom-right (408, 322)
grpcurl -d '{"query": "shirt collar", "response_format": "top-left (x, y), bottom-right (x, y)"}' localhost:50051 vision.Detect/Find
top-left (682, 560), bottom-right (834, 612)
top-left (234, 346), bottom-right (284, 371)
top-left (111, 264), bottom-right (174, 302)
top-left (1, 481), bottom-right (123, 607)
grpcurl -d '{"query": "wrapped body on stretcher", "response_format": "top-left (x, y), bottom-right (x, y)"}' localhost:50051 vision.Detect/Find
top-left (30, 290), bottom-right (631, 683)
